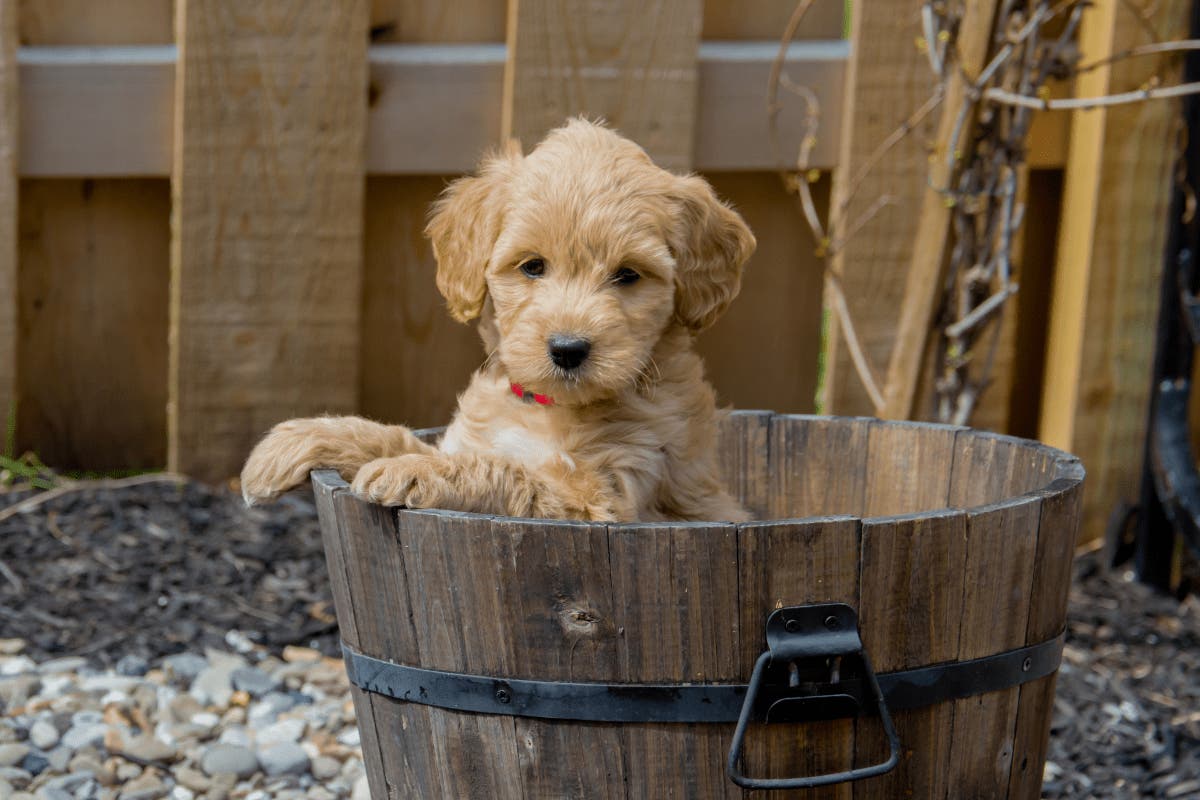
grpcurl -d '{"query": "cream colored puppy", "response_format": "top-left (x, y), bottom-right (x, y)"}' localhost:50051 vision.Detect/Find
top-left (240, 119), bottom-right (755, 522)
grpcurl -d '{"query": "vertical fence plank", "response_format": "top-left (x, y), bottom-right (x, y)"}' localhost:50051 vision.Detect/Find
top-left (18, 180), bottom-right (169, 469)
top-left (503, 0), bottom-right (703, 170)
top-left (0, 0), bottom-right (15, 453)
top-left (1038, 0), bottom-right (1187, 542)
top-left (169, 1), bottom-right (369, 481)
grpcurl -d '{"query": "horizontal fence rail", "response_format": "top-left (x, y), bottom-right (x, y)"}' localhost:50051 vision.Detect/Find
top-left (18, 40), bottom-right (851, 176)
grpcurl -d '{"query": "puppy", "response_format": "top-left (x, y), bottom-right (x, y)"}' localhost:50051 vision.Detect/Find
top-left (240, 118), bottom-right (755, 522)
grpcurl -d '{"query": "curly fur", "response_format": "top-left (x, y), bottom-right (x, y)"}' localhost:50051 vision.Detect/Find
top-left (240, 119), bottom-right (756, 522)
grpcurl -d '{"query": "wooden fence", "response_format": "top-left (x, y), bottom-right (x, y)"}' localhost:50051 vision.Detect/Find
top-left (0, 1), bottom-right (1182, 542)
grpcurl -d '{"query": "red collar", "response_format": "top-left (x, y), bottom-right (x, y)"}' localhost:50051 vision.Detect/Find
top-left (510, 382), bottom-right (554, 406)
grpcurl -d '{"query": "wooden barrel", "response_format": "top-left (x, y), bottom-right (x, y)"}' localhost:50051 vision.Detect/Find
top-left (312, 413), bottom-right (1083, 799)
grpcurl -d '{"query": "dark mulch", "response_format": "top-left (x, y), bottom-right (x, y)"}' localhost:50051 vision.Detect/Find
top-left (0, 477), bottom-right (340, 665)
top-left (1, 476), bottom-right (1198, 793)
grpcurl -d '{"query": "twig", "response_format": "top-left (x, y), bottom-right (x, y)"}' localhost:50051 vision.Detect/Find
top-left (0, 473), bottom-right (188, 525)
top-left (825, 272), bottom-right (886, 413)
top-left (1075, 39), bottom-right (1200, 74)
top-left (985, 80), bottom-right (1200, 110)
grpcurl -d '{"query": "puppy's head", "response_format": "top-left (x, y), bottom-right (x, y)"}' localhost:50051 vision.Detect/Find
top-left (426, 118), bottom-right (755, 404)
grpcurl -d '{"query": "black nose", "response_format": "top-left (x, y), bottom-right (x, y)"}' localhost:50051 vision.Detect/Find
top-left (547, 335), bottom-right (591, 370)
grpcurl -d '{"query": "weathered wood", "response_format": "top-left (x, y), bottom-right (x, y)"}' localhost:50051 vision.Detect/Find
top-left (946, 497), bottom-right (1041, 797)
top-left (824, 0), bottom-right (937, 418)
top-left (697, 174), bottom-right (826, 416)
top-left (769, 415), bottom-right (872, 518)
top-left (863, 421), bottom-right (962, 517)
top-left (716, 409), bottom-right (773, 519)
top-left (854, 510), bottom-right (968, 799)
top-left (17, 179), bottom-right (169, 469)
top-left (1038, 0), bottom-right (1186, 542)
top-left (609, 523), bottom-right (741, 798)
top-left (369, 0), bottom-right (505, 43)
top-left (19, 0), bottom-right (172, 43)
top-left (313, 419), bottom-right (1083, 799)
top-left (503, 0), bottom-right (703, 171)
top-left (169, 0), bottom-right (369, 481)
top-left (880, 0), bottom-right (1001, 420)
top-left (0, 0), bottom-right (16, 453)
top-left (738, 517), bottom-right (860, 798)
top-left (1007, 461), bottom-right (1083, 799)
top-left (360, 176), bottom-right (484, 429)
top-left (702, 0), bottom-right (842, 39)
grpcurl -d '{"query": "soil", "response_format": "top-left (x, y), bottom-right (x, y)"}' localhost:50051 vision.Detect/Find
top-left (2, 476), bottom-right (1198, 796)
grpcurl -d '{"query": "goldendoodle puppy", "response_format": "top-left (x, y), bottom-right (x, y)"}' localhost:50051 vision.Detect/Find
top-left (240, 118), bottom-right (755, 522)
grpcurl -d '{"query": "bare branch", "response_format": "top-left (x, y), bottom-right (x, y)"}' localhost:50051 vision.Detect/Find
top-left (985, 80), bottom-right (1200, 110)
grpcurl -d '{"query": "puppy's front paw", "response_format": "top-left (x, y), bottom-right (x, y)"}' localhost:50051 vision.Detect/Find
top-left (241, 418), bottom-right (352, 506)
top-left (351, 454), bottom-right (457, 509)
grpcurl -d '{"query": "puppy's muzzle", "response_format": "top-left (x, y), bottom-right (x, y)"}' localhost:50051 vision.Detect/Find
top-left (547, 335), bottom-right (591, 370)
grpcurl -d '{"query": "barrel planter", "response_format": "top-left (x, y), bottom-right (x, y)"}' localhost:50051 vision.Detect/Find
top-left (312, 412), bottom-right (1083, 799)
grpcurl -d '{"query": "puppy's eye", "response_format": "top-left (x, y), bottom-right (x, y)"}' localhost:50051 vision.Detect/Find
top-left (612, 267), bottom-right (641, 285)
top-left (519, 258), bottom-right (546, 278)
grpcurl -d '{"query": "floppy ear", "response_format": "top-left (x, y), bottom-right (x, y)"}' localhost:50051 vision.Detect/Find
top-left (667, 175), bottom-right (756, 332)
top-left (425, 145), bottom-right (521, 322)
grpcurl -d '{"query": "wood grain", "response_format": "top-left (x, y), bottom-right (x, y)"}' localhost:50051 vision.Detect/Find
top-left (0, 0), bottom-right (15, 452)
top-left (738, 517), bottom-right (860, 798)
top-left (769, 415), bottom-right (872, 519)
top-left (880, 0), bottom-right (1000, 420)
top-left (1038, 0), bottom-right (1186, 542)
top-left (360, 176), bottom-right (485, 429)
top-left (169, 0), bottom-right (369, 481)
top-left (503, 0), bottom-right (703, 170)
top-left (369, 0), bottom-right (505, 43)
top-left (946, 497), bottom-right (1040, 797)
top-left (17, 179), bottom-right (169, 469)
top-left (702, 0), bottom-right (842, 40)
top-left (824, 0), bottom-right (938, 418)
top-left (18, 0), bottom-right (172, 44)
top-left (862, 421), bottom-right (962, 517)
top-left (608, 523), bottom-right (741, 798)
top-left (717, 409), bottom-right (773, 519)
top-left (1007, 460), bottom-right (1083, 798)
top-left (697, 173), bottom-right (826, 417)
top-left (854, 509), bottom-right (967, 800)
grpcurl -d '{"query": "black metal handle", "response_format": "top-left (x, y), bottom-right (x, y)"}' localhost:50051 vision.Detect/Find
top-left (726, 604), bottom-right (901, 790)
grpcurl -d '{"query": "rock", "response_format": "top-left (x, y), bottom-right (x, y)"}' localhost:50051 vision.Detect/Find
top-left (29, 720), bottom-right (59, 750)
top-left (171, 766), bottom-right (208, 793)
top-left (46, 748), bottom-right (71, 772)
top-left (162, 656), bottom-right (207, 685)
top-left (0, 766), bottom-right (31, 787)
top-left (34, 788), bottom-right (72, 800)
top-left (0, 677), bottom-right (40, 709)
top-left (114, 763), bottom-right (141, 782)
top-left (229, 669), bottom-right (276, 699)
top-left (188, 666), bottom-right (234, 709)
top-left (257, 743), bottom-right (309, 777)
top-left (41, 772), bottom-right (94, 793)
top-left (255, 719), bottom-right (304, 747)
top-left (309, 756), bottom-right (340, 782)
top-left (337, 728), bottom-right (360, 748)
top-left (0, 658), bottom-right (36, 677)
top-left (281, 647), bottom-right (321, 664)
top-left (114, 656), bottom-right (149, 678)
top-left (0, 746), bottom-right (29, 768)
top-left (168, 787), bottom-right (194, 800)
top-left (38, 658), bottom-right (88, 675)
top-left (116, 772), bottom-right (167, 800)
top-left (0, 641), bottom-right (23, 656)
top-left (121, 736), bottom-right (176, 765)
top-left (60, 724), bottom-right (106, 752)
top-left (351, 774), bottom-right (370, 800)
top-left (215, 728), bottom-right (249, 748)
top-left (20, 752), bottom-right (48, 776)
top-left (199, 745), bottom-right (257, 780)
top-left (66, 753), bottom-right (103, 776)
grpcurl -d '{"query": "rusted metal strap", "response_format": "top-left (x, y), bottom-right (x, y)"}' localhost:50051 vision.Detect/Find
top-left (341, 629), bottom-right (1064, 724)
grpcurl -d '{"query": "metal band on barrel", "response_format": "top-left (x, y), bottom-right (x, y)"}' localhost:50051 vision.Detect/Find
top-left (341, 631), bottom-right (1064, 724)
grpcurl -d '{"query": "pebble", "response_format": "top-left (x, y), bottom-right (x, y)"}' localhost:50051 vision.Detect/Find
top-left (28, 721), bottom-right (58, 751)
top-left (258, 744), bottom-right (309, 777)
top-left (199, 745), bottom-right (258, 780)
top-left (0, 746), bottom-right (29, 768)
top-left (1, 646), bottom-right (366, 800)
top-left (114, 656), bottom-right (149, 678)
top-left (230, 669), bottom-right (277, 699)
top-left (36, 659), bottom-right (87, 676)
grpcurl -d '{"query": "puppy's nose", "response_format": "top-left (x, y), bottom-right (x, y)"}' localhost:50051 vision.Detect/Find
top-left (547, 335), bottom-right (591, 370)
